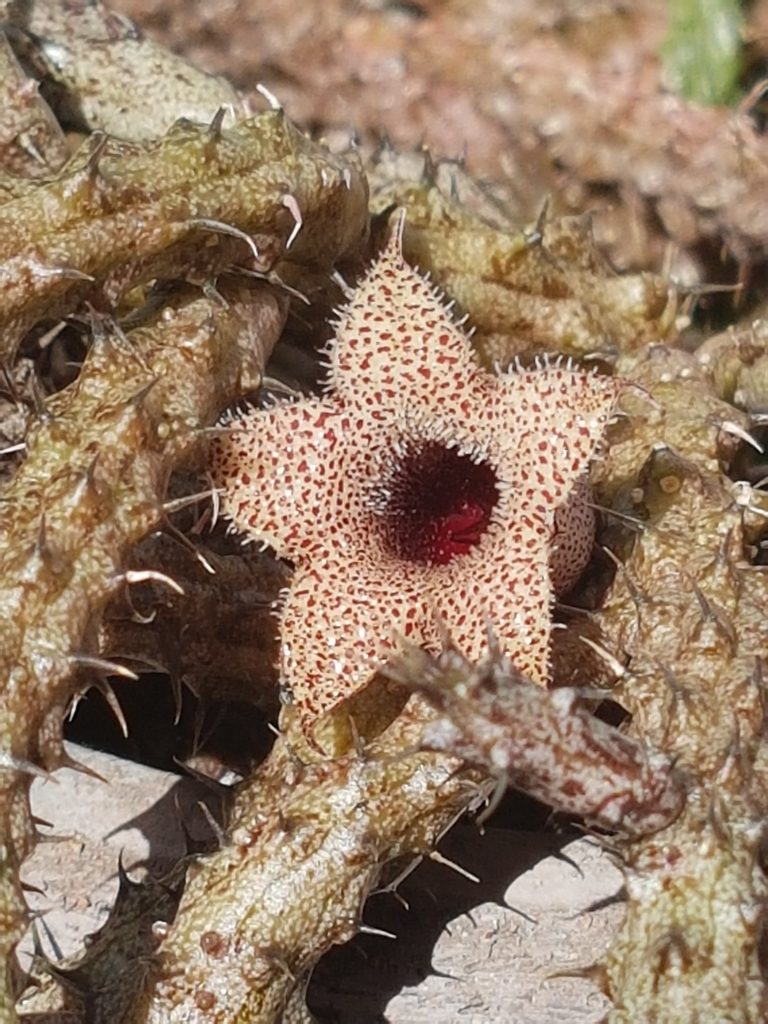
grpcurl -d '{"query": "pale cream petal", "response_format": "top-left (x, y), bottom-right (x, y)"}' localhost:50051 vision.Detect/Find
top-left (212, 397), bottom-right (353, 559)
top-left (329, 221), bottom-right (479, 408)
top-left (279, 557), bottom-right (431, 723)
top-left (432, 515), bottom-right (553, 686)
top-left (495, 364), bottom-right (620, 510)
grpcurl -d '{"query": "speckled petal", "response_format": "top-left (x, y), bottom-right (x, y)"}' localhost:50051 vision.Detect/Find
top-left (434, 516), bottom-right (553, 684)
top-left (212, 397), bottom-right (345, 559)
top-left (495, 365), bottom-right (621, 590)
top-left (279, 558), bottom-right (431, 722)
top-left (495, 365), bottom-right (620, 505)
top-left (329, 217), bottom-right (479, 407)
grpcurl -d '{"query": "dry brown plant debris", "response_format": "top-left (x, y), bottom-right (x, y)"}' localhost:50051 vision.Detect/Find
top-left (118, 0), bottom-right (768, 281)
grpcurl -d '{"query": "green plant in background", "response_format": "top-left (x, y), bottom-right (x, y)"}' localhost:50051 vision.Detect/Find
top-left (662, 0), bottom-right (746, 105)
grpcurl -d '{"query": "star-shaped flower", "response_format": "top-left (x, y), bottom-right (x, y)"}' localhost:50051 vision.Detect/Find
top-left (211, 217), bottom-right (620, 742)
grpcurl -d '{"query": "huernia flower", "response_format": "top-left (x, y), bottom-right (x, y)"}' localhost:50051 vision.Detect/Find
top-left (211, 216), bottom-right (620, 742)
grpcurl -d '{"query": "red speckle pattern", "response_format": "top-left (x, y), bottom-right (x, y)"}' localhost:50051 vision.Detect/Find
top-left (211, 220), bottom-right (621, 733)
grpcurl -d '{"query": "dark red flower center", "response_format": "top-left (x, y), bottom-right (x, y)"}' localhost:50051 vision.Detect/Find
top-left (374, 439), bottom-right (499, 565)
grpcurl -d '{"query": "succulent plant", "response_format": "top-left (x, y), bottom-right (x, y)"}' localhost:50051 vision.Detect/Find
top-left (1, 3), bottom-right (767, 1023)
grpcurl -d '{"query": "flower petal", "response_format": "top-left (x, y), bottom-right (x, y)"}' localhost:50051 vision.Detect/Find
top-left (433, 514), bottom-right (553, 685)
top-left (496, 365), bottom-right (620, 513)
top-left (279, 557), bottom-right (431, 725)
top-left (212, 397), bottom-right (347, 559)
top-left (329, 220), bottom-right (479, 407)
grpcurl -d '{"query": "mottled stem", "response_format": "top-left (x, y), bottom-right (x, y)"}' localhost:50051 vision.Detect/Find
top-left (135, 699), bottom-right (479, 1023)
top-left (0, 279), bottom-right (285, 1019)
top-left (594, 446), bottom-right (768, 1022)
top-left (0, 33), bottom-right (66, 180)
top-left (388, 644), bottom-right (684, 836)
top-left (0, 110), bottom-right (367, 362)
